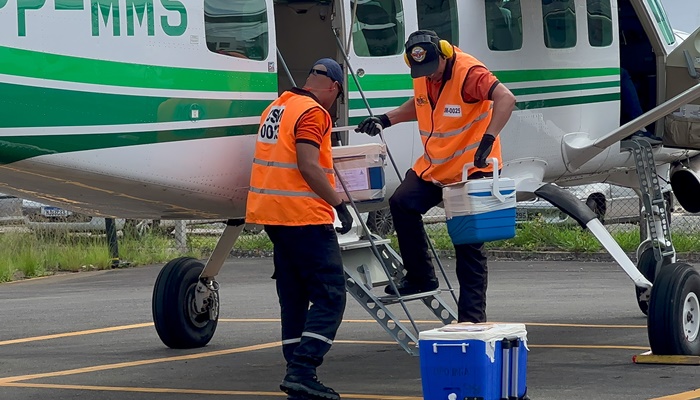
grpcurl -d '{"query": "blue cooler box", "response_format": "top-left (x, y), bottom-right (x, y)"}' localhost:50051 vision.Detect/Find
top-left (419, 323), bottom-right (528, 400)
top-left (442, 160), bottom-right (516, 245)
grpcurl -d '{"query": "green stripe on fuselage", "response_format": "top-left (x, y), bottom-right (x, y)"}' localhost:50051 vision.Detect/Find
top-left (0, 83), bottom-right (270, 128)
top-left (510, 81), bottom-right (620, 96)
top-left (347, 68), bottom-right (621, 92)
top-left (0, 124), bottom-right (258, 165)
top-left (348, 92), bottom-right (621, 124)
top-left (0, 46), bottom-right (277, 92)
top-left (516, 93), bottom-right (620, 110)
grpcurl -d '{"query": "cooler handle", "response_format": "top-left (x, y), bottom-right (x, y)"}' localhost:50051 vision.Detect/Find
top-left (432, 342), bottom-right (469, 354)
top-left (501, 339), bottom-right (512, 400)
top-left (461, 158), bottom-right (506, 203)
top-left (509, 339), bottom-right (520, 400)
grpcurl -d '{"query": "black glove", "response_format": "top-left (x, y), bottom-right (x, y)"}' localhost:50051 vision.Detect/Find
top-left (334, 202), bottom-right (353, 234)
top-left (474, 133), bottom-right (496, 169)
top-left (355, 114), bottom-right (391, 137)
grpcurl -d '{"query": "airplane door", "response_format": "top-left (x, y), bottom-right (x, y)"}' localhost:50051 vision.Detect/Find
top-left (628, 0), bottom-right (677, 57)
top-left (662, 26), bottom-right (700, 149)
top-left (342, 0), bottom-right (418, 180)
top-left (625, 0), bottom-right (680, 133)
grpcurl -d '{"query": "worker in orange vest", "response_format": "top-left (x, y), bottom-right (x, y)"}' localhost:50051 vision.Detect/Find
top-left (355, 30), bottom-right (516, 324)
top-left (247, 58), bottom-right (352, 400)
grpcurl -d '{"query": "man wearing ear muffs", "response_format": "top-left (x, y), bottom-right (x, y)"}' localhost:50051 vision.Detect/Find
top-left (355, 29), bottom-right (516, 324)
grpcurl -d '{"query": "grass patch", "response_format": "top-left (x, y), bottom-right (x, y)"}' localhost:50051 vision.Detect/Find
top-left (2, 219), bottom-right (699, 283)
top-left (0, 231), bottom-right (202, 283)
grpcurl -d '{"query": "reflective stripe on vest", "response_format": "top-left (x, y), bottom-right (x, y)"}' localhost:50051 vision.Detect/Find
top-left (249, 186), bottom-right (320, 198)
top-left (412, 50), bottom-right (503, 184)
top-left (245, 90), bottom-right (335, 226)
top-left (418, 107), bottom-right (493, 139)
top-left (252, 158), bottom-right (334, 175)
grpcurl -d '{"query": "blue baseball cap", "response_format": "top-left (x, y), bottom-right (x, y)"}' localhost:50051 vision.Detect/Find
top-left (310, 58), bottom-right (344, 95)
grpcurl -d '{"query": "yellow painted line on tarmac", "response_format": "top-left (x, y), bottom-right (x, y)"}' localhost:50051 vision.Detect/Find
top-left (220, 319), bottom-right (646, 329)
top-left (649, 389), bottom-right (700, 400)
top-left (0, 319), bottom-right (646, 348)
top-left (0, 383), bottom-right (423, 399)
top-left (0, 323), bottom-right (154, 346)
top-left (336, 340), bottom-right (401, 345)
top-left (530, 344), bottom-right (650, 351)
top-left (521, 322), bottom-right (646, 329)
top-left (0, 341), bottom-right (281, 384)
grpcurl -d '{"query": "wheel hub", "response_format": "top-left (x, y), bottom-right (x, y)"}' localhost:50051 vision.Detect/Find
top-left (683, 292), bottom-right (699, 342)
top-left (186, 283), bottom-right (213, 329)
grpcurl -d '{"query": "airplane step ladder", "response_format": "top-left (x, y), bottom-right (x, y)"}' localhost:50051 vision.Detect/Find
top-left (621, 138), bottom-right (675, 261)
top-left (339, 233), bottom-right (457, 356)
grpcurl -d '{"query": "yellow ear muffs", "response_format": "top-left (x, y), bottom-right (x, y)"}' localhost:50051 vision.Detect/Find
top-left (403, 36), bottom-right (453, 67)
top-left (439, 40), bottom-right (454, 58)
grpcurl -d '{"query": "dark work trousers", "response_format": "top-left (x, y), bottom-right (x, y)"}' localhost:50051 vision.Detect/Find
top-left (389, 169), bottom-right (489, 323)
top-left (620, 68), bottom-right (644, 125)
top-left (264, 224), bottom-right (347, 378)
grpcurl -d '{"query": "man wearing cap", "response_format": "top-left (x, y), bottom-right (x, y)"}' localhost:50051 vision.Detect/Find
top-left (247, 58), bottom-right (351, 400)
top-left (355, 30), bottom-right (516, 324)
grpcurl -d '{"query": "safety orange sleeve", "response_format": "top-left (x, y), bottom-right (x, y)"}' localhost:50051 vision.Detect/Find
top-left (462, 66), bottom-right (500, 102)
top-left (295, 107), bottom-right (329, 147)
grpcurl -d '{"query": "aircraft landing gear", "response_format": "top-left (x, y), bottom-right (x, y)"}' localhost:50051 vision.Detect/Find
top-left (152, 257), bottom-right (219, 348)
top-left (533, 183), bottom-right (698, 356)
top-left (152, 219), bottom-right (245, 349)
top-left (634, 245), bottom-right (673, 315)
top-left (648, 262), bottom-right (700, 355)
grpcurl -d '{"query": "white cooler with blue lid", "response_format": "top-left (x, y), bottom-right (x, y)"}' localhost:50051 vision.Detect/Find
top-left (442, 158), bottom-right (516, 245)
top-left (419, 322), bottom-right (528, 400)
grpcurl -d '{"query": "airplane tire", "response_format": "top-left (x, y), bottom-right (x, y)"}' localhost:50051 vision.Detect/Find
top-left (152, 257), bottom-right (218, 349)
top-left (648, 262), bottom-right (700, 355)
top-left (635, 247), bottom-right (671, 315)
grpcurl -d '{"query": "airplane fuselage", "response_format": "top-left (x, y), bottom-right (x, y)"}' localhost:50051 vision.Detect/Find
top-left (0, 0), bottom-right (696, 219)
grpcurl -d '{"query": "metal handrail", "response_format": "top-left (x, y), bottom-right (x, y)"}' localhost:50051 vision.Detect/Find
top-left (564, 81), bottom-right (700, 170)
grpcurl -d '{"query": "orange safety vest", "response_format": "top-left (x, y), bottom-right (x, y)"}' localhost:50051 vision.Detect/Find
top-left (412, 50), bottom-right (502, 185)
top-left (246, 90), bottom-right (335, 226)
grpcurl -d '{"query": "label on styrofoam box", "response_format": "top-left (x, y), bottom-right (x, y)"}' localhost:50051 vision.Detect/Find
top-left (334, 167), bottom-right (370, 192)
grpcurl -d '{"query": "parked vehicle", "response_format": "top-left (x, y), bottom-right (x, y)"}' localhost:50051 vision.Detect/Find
top-left (0, 194), bottom-right (125, 232)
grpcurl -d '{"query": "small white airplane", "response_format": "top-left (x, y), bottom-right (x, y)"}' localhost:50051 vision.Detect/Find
top-left (2, 0), bottom-right (700, 356)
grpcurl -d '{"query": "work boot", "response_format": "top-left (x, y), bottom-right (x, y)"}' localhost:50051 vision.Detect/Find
top-left (280, 374), bottom-right (341, 400)
top-left (628, 130), bottom-right (662, 145)
top-left (384, 276), bottom-right (439, 296)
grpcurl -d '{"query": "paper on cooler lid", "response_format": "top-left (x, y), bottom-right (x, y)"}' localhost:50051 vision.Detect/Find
top-left (419, 322), bottom-right (527, 341)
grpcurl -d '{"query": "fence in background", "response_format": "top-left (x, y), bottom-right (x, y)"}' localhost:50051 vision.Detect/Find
top-left (2, 183), bottom-right (700, 256)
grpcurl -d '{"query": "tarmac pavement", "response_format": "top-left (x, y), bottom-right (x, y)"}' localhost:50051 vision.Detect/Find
top-left (0, 257), bottom-right (699, 400)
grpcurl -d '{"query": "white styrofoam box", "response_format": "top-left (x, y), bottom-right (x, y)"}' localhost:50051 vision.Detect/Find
top-left (332, 143), bottom-right (386, 203)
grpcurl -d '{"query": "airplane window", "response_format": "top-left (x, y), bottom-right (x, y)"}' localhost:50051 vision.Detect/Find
top-left (417, 0), bottom-right (459, 46)
top-left (204, 0), bottom-right (269, 60)
top-left (485, 0), bottom-right (523, 51)
top-left (645, 0), bottom-right (675, 45)
top-left (587, 0), bottom-right (613, 47)
top-left (542, 0), bottom-right (577, 49)
top-left (350, 0), bottom-right (405, 57)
